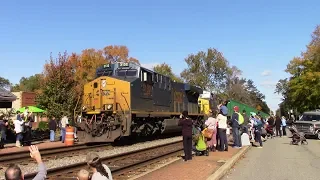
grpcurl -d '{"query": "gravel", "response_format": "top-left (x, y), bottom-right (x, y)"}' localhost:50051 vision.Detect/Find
top-left (0, 136), bottom-right (182, 179)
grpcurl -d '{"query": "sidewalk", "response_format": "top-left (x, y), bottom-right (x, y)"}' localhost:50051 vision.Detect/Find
top-left (135, 145), bottom-right (250, 180)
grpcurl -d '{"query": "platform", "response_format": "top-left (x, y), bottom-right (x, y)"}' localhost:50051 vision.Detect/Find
top-left (135, 145), bottom-right (244, 180)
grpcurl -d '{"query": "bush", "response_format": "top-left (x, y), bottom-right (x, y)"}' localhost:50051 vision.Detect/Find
top-left (37, 121), bottom-right (49, 131)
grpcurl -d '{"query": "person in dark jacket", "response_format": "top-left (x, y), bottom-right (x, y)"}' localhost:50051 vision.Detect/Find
top-left (231, 106), bottom-right (241, 148)
top-left (23, 112), bottom-right (33, 146)
top-left (0, 115), bottom-right (8, 149)
top-left (275, 116), bottom-right (282, 137)
top-left (253, 115), bottom-right (264, 148)
top-left (49, 117), bottom-right (57, 142)
top-left (178, 110), bottom-right (193, 161)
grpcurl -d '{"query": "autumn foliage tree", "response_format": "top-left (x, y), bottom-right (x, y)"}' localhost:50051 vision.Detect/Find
top-left (69, 45), bottom-right (140, 95)
top-left (276, 25), bottom-right (320, 113)
top-left (36, 52), bottom-right (78, 119)
top-left (153, 63), bottom-right (183, 82)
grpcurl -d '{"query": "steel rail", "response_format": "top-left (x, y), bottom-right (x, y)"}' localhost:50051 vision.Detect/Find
top-left (23, 140), bottom-right (183, 180)
top-left (0, 143), bottom-right (109, 166)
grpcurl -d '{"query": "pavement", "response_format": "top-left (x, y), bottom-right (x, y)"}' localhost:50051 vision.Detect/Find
top-left (221, 136), bottom-right (320, 180)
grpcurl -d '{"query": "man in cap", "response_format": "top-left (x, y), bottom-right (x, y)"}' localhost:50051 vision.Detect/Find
top-left (231, 106), bottom-right (242, 148)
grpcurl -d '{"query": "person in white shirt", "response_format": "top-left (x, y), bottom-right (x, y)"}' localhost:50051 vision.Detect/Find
top-left (14, 119), bottom-right (24, 147)
top-left (60, 115), bottom-right (69, 143)
top-left (217, 110), bottom-right (228, 151)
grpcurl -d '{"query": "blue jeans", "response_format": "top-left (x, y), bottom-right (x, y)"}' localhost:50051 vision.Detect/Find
top-left (16, 133), bottom-right (23, 142)
top-left (50, 130), bottom-right (55, 142)
top-left (232, 127), bottom-right (241, 147)
top-left (61, 128), bottom-right (66, 143)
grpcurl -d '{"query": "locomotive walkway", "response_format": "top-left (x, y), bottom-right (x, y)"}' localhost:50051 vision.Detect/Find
top-left (221, 137), bottom-right (320, 180)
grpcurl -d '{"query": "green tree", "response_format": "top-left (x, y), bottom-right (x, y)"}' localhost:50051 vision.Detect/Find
top-left (11, 74), bottom-right (43, 92)
top-left (277, 25), bottom-right (320, 112)
top-left (153, 63), bottom-right (183, 82)
top-left (0, 77), bottom-right (11, 89)
top-left (36, 52), bottom-right (78, 119)
top-left (180, 48), bottom-right (231, 92)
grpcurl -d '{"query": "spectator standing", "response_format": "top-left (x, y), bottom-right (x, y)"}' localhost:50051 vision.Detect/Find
top-left (60, 115), bottom-right (69, 143)
top-left (231, 106), bottom-right (242, 148)
top-left (205, 110), bottom-right (218, 152)
top-left (14, 117), bottom-right (24, 147)
top-left (5, 145), bottom-right (47, 180)
top-left (281, 116), bottom-right (287, 136)
top-left (178, 110), bottom-right (193, 161)
top-left (218, 100), bottom-right (229, 116)
top-left (253, 116), bottom-right (264, 148)
top-left (217, 110), bottom-right (228, 151)
top-left (49, 117), bottom-right (57, 142)
top-left (275, 116), bottom-right (282, 137)
top-left (86, 152), bottom-right (113, 180)
top-left (23, 112), bottom-right (33, 146)
top-left (0, 115), bottom-right (8, 148)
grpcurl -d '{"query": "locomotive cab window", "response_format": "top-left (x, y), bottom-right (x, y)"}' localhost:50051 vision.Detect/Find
top-left (140, 70), bottom-right (152, 83)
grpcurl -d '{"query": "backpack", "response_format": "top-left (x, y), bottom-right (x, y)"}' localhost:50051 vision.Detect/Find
top-left (237, 113), bottom-right (244, 125)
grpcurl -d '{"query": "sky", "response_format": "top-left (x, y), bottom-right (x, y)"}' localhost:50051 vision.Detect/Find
top-left (0, 0), bottom-right (319, 112)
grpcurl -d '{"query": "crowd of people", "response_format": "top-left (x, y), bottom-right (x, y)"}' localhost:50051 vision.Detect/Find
top-left (0, 108), bottom-right (77, 149)
top-left (178, 100), bottom-right (289, 161)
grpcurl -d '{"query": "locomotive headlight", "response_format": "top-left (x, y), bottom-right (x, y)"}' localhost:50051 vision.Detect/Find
top-left (107, 104), bottom-right (112, 110)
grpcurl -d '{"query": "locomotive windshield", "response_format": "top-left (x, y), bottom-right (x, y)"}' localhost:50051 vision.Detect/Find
top-left (116, 69), bottom-right (138, 77)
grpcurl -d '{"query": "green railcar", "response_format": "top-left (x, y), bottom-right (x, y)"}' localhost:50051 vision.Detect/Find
top-left (226, 100), bottom-right (269, 118)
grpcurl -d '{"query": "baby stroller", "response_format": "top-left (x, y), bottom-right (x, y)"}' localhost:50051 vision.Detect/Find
top-left (265, 125), bottom-right (274, 139)
top-left (289, 126), bottom-right (308, 145)
top-left (192, 124), bottom-right (209, 156)
top-left (194, 133), bottom-right (209, 156)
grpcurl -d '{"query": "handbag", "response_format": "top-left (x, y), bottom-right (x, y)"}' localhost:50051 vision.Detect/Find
top-left (202, 128), bottom-right (214, 139)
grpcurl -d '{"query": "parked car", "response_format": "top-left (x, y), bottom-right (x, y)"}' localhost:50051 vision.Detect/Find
top-left (293, 110), bottom-right (320, 140)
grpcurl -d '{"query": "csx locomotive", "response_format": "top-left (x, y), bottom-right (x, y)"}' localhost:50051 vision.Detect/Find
top-left (77, 62), bottom-right (213, 142)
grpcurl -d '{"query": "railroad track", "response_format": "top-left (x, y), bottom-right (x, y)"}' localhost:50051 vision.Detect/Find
top-left (0, 143), bottom-right (111, 167)
top-left (24, 140), bottom-right (183, 180)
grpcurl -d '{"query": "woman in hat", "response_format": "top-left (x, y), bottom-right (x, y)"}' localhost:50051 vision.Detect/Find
top-left (86, 152), bottom-right (113, 180)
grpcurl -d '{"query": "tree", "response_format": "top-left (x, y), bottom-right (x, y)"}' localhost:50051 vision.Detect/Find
top-left (11, 74), bottom-right (43, 92)
top-left (153, 63), bottom-right (183, 82)
top-left (0, 77), bottom-right (11, 89)
top-left (277, 25), bottom-right (320, 112)
top-left (223, 66), bottom-right (251, 103)
top-left (68, 48), bottom-right (106, 94)
top-left (103, 45), bottom-right (139, 64)
top-left (69, 45), bottom-right (140, 96)
top-left (180, 48), bottom-right (230, 92)
top-left (36, 52), bottom-right (78, 119)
